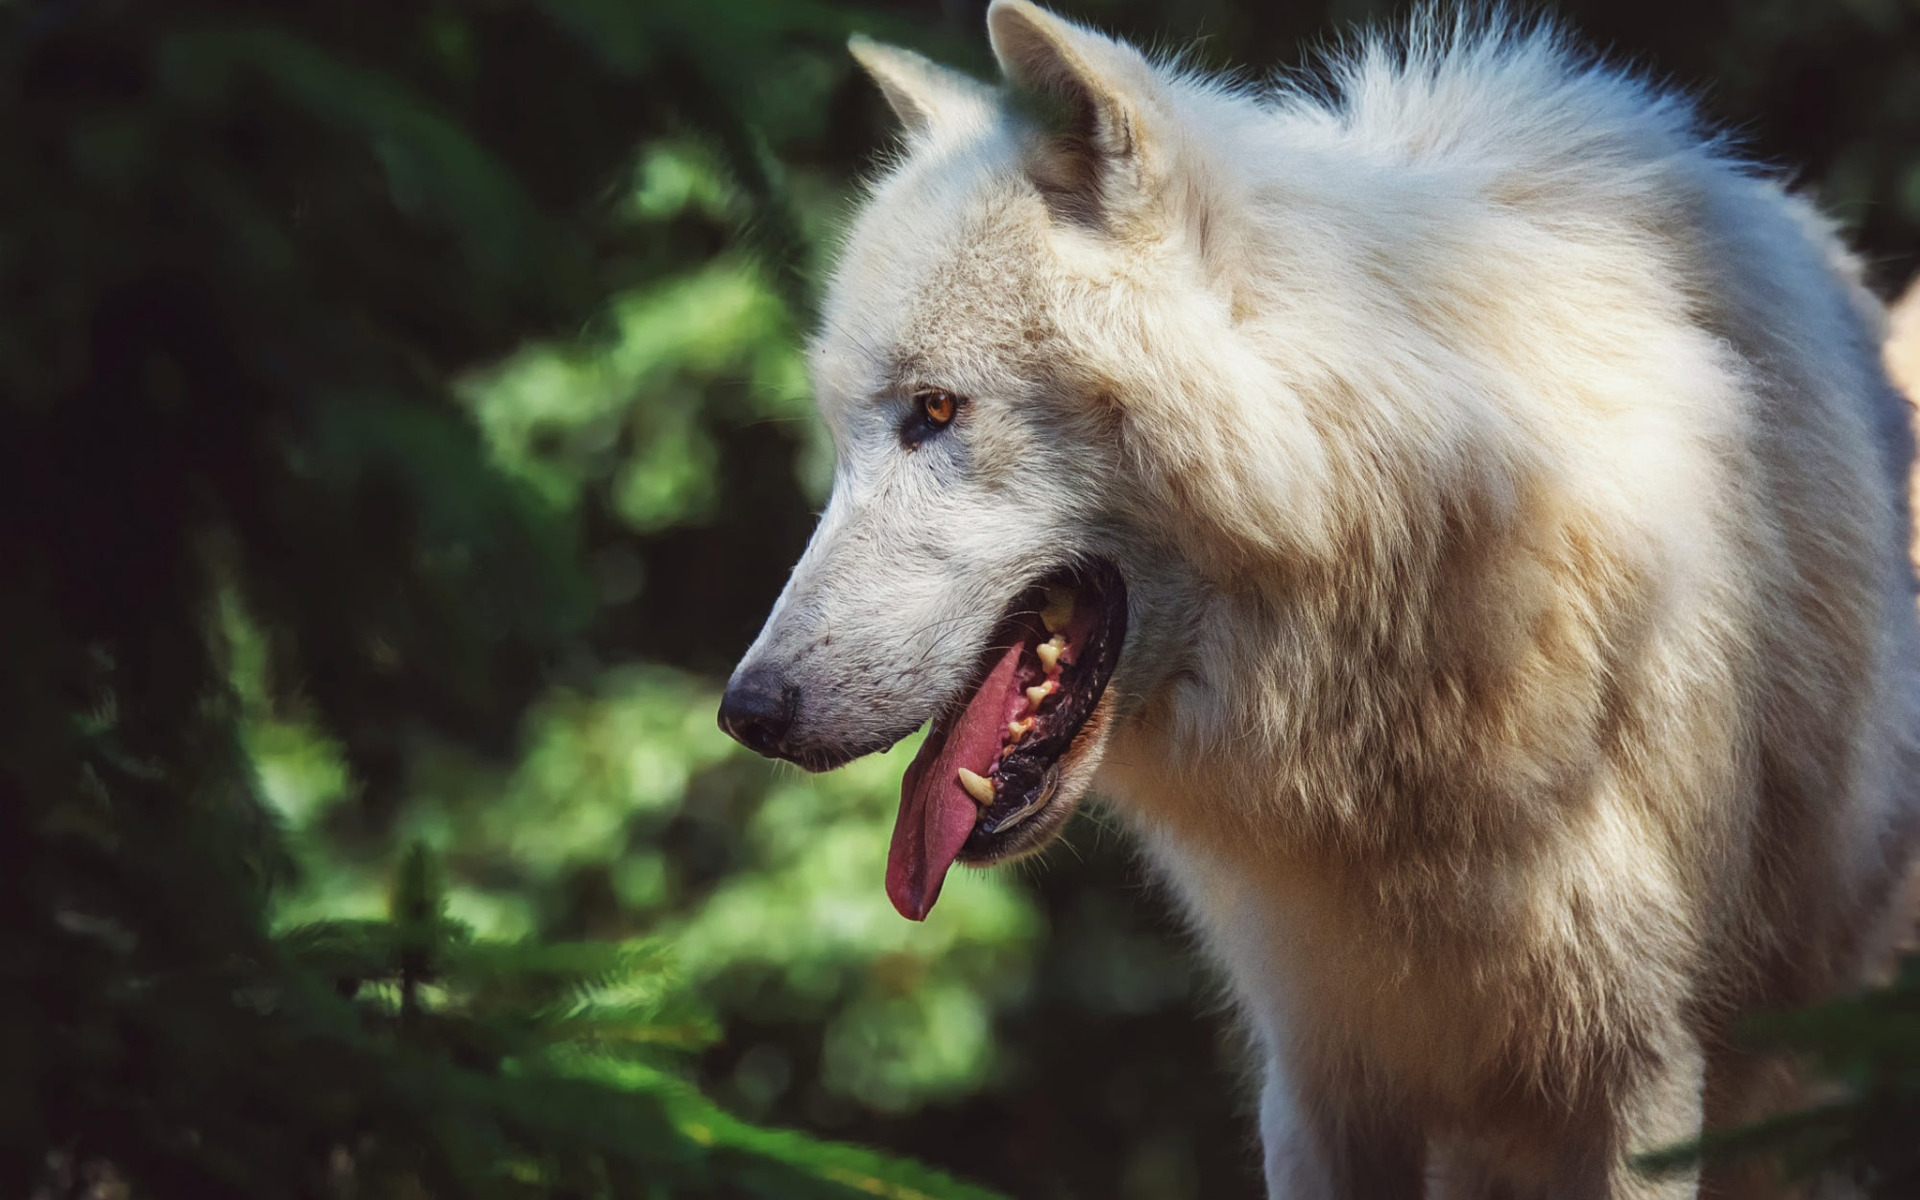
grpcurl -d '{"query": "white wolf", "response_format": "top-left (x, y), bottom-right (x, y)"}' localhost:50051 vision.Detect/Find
top-left (719, 3), bottom-right (1920, 1195)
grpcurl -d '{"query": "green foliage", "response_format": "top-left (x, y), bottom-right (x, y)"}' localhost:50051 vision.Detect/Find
top-left (1639, 956), bottom-right (1920, 1196)
top-left (1734, 958), bottom-right (1920, 1196)
top-left (255, 842), bottom-right (1000, 1200)
top-left (0, 0), bottom-right (1006, 1195)
top-left (8, 0), bottom-right (1920, 1198)
top-left (259, 665), bottom-right (1044, 1121)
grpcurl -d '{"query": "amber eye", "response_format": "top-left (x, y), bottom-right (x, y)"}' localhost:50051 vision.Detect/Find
top-left (917, 389), bottom-right (958, 427)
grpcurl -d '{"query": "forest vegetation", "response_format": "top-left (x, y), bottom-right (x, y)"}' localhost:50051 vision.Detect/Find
top-left (5, 0), bottom-right (1920, 1197)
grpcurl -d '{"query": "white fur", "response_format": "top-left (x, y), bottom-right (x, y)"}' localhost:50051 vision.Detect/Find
top-left (729, 5), bottom-right (1920, 1195)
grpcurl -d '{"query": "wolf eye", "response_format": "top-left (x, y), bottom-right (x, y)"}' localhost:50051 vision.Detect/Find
top-left (901, 388), bottom-right (965, 449)
top-left (918, 389), bottom-right (959, 427)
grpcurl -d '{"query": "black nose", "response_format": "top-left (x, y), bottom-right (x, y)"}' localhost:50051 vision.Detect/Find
top-left (718, 664), bottom-right (798, 758)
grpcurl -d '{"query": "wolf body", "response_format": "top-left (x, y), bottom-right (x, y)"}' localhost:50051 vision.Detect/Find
top-left (720, 4), bottom-right (1920, 1195)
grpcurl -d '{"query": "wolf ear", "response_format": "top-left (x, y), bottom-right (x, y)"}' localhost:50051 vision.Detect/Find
top-left (986, 0), bottom-right (1164, 228)
top-left (848, 35), bottom-right (995, 142)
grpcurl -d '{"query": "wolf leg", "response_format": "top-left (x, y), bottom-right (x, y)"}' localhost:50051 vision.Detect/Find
top-left (1258, 1065), bottom-right (1337, 1200)
top-left (1426, 1139), bottom-right (1529, 1200)
top-left (1697, 1047), bottom-right (1823, 1200)
top-left (1258, 1058), bottom-right (1423, 1200)
top-left (1544, 1033), bottom-right (1706, 1200)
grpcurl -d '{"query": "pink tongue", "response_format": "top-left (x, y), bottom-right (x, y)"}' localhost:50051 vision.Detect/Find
top-left (887, 637), bottom-right (1027, 920)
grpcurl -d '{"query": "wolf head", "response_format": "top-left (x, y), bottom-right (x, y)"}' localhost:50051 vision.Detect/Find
top-left (720, 1), bottom-right (1333, 920)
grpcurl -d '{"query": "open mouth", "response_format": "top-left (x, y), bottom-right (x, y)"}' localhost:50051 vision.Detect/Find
top-left (886, 559), bottom-right (1127, 920)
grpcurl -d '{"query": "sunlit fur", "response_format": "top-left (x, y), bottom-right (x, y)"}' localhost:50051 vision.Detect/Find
top-left (1894, 281), bottom-right (1920, 402)
top-left (730, 3), bottom-right (1920, 1194)
top-left (1893, 281), bottom-right (1920, 583)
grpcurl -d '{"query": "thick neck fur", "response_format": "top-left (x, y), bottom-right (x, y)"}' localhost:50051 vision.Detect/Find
top-left (1059, 30), bottom-right (1912, 1031)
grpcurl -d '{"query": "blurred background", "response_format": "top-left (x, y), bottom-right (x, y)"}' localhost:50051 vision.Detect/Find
top-left (5, 1), bottom-right (1919, 1198)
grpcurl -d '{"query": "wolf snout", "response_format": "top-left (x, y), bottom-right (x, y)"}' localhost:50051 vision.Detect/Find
top-left (717, 663), bottom-right (800, 759)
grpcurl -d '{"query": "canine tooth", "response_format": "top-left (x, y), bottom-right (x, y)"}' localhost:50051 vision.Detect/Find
top-left (1025, 683), bottom-right (1054, 709)
top-left (957, 767), bottom-right (995, 805)
top-left (1036, 640), bottom-right (1062, 672)
top-left (1040, 587), bottom-right (1075, 634)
